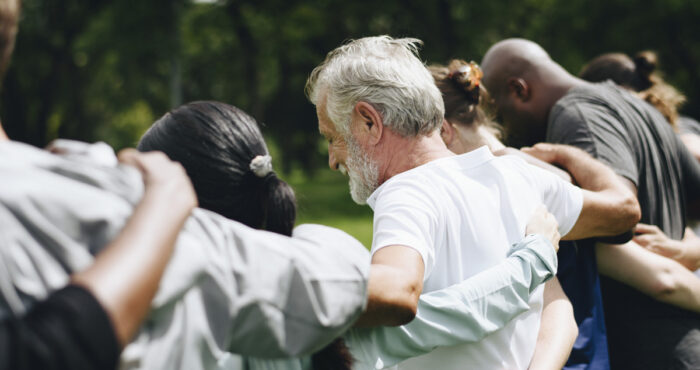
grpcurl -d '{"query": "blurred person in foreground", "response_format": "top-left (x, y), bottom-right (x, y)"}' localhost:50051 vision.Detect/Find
top-left (0, 0), bottom-right (200, 369)
top-left (432, 59), bottom-right (700, 370)
top-left (138, 100), bottom-right (565, 370)
top-left (306, 35), bottom-right (641, 369)
top-left (0, 0), bottom-right (370, 368)
top-left (481, 38), bottom-right (700, 370)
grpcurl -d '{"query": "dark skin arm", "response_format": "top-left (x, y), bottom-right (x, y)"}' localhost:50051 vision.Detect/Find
top-left (71, 149), bottom-right (197, 348)
top-left (522, 143), bottom-right (641, 240)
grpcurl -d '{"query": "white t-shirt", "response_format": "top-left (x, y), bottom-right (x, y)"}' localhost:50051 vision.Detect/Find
top-left (367, 146), bottom-right (583, 370)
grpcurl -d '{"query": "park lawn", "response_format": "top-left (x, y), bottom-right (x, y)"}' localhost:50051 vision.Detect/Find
top-left (287, 169), bottom-right (374, 249)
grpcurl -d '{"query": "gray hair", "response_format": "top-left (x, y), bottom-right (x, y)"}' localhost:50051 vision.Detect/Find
top-left (305, 36), bottom-right (445, 137)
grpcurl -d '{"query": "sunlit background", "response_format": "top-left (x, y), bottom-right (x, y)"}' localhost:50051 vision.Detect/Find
top-left (3, 0), bottom-right (699, 246)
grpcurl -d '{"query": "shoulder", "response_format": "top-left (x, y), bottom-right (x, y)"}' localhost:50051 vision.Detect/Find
top-left (369, 166), bottom-right (440, 211)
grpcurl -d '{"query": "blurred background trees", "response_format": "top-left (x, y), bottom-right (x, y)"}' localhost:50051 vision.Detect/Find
top-left (0, 0), bottom-right (696, 173)
top-left (4, 0), bottom-right (698, 246)
top-left (3, 0), bottom-right (699, 173)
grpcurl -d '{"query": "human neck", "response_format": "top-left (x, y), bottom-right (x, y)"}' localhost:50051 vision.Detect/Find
top-left (452, 125), bottom-right (505, 154)
top-left (541, 69), bottom-right (586, 111)
top-left (377, 130), bottom-right (453, 183)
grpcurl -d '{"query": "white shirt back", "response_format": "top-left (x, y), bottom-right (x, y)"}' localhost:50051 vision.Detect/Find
top-left (367, 147), bottom-right (583, 370)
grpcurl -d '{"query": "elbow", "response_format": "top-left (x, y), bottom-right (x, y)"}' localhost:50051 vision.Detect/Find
top-left (615, 195), bottom-right (641, 233)
top-left (392, 299), bottom-right (418, 326)
top-left (648, 267), bottom-right (680, 299)
top-left (391, 284), bottom-right (421, 325)
top-left (387, 280), bottom-right (421, 326)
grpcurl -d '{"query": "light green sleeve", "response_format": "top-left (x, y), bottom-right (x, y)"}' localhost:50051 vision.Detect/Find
top-left (345, 234), bottom-right (557, 370)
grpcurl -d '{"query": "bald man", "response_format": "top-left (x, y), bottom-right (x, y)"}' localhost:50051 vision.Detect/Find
top-left (482, 38), bottom-right (700, 370)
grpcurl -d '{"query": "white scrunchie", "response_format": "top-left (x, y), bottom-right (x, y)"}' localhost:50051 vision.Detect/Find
top-left (249, 155), bottom-right (273, 177)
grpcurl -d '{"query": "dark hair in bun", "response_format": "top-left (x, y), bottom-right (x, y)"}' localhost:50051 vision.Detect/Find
top-left (580, 51), bottom-right (685, 126)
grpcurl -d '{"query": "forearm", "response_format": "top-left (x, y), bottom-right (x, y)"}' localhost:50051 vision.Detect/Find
top-left (597, 242), bottom-right (700, 314)
top-left (347, 234), bottom-right (557, 368)
top-left (679, 228), bottom-right (700, 270)
top-left (528, 279), bottom-right (577, 370)
top-left (550, 146), bottom-right (639, 238)
top-left (71, 188), bottom-right (191, 347)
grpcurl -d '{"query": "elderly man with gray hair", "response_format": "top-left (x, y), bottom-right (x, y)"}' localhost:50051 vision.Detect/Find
top-left (306, 36), bottom-right (642, 369)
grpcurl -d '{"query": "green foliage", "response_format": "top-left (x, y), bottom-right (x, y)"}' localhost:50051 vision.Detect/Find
top-left (287, 168), bottom-right (374, 249)
top-left (2, 0), bottom-right (700, 160)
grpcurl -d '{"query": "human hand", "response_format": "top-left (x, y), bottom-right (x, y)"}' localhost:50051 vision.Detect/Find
top-left (633, 223), bottom-right (682, 259)
top-left (117, 149), bottom-right (198, 212)
top-left (520, 143), bottom-right (564, 164)
top-left (526, 205), bottom-right (561, 252)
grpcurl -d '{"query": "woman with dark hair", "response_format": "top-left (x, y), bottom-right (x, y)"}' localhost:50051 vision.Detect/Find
top-left (137, 101), bottom-right (564, 370)
top-left (139, 101), bottom-right (295, 236)
top-left (139, 101), bottom-right (354, 370)
top-left (431, 59), bottom-right (700, 370)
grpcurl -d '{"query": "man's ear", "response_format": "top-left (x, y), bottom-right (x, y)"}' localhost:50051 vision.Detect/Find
top-left (353, 101), bottom-right (383, 145)
top-left (440, 119), bottom-right (455, 146)
top-left (507, 77), bottom-right (531, 102)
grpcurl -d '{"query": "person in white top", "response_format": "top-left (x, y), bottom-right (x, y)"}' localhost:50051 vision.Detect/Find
top-left (306, 36), bottom-right (642, 369)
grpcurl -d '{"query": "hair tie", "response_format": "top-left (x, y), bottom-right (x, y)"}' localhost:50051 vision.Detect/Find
top-left (448, 61), bottom-right (483, 92)
top-left (250, 155), bottom-right (273, 177)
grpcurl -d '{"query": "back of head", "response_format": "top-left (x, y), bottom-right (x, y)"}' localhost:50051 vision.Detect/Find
top-left (138, 101), bottom-right (296, 236)
top-left (0, 0), bottom-right (20, 87)
top-left (428, 60), bottom-right (501, 137)
top-left (481, 38), bottom-right (553, 99)
top-left (305, 35), bottom-right (444, 138)
top-left (579, 52), bottom-right (649, 91)
top-left (580, 51), bottom-right (685, 125)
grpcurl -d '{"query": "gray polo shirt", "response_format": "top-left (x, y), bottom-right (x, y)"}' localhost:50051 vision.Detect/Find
top-left (0, 140), bottom-right (370, 370)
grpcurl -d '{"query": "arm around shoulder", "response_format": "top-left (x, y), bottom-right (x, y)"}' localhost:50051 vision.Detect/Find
top-left (523, 143), bottom-right (641, 240)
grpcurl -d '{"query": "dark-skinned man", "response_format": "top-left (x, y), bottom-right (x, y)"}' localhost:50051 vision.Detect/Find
top-left (482, 38), bottom-right (700, 370)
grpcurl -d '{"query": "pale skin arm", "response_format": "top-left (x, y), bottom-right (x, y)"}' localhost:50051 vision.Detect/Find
top-left (71, 149), bottom-right (197, 348)
top-left (528, 278), bottom-right (577, 370)
top-left (596, 240), bottom-right (700, 314)
top-left (521, 144), bottom-right (700, 313)
top-left (521, 143), bottom-right (641, 240)
top-left (634, 224), bottom-right (700, 271)
top-left (354, 246), bottom-right (425, 327)
top-left (528, 206), bottom-right (577, 370)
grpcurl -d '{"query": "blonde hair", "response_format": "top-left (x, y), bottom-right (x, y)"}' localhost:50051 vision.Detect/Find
top-left (429, 59), bottom-right (502, 139)
top-left (0, 0), bottom-right (20, 83)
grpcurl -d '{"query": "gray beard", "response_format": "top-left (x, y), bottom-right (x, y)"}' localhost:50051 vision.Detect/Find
top-left (345, 136), bottom-right (379, 205)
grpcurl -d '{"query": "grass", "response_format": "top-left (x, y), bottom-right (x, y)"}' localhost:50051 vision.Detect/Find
top-left (286, 169), bottom-right (374, 249)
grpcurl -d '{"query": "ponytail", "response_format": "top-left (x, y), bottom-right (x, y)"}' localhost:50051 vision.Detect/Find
top-left (260, 173), bottom-right (296, 237)
top-left (631, 51), bottom-right (657, 91)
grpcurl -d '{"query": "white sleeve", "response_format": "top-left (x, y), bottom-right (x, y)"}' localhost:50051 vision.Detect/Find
top-left (526, 164), bottom-right (583, 237)
top-left (370, 181), bottom-right (439, 279)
